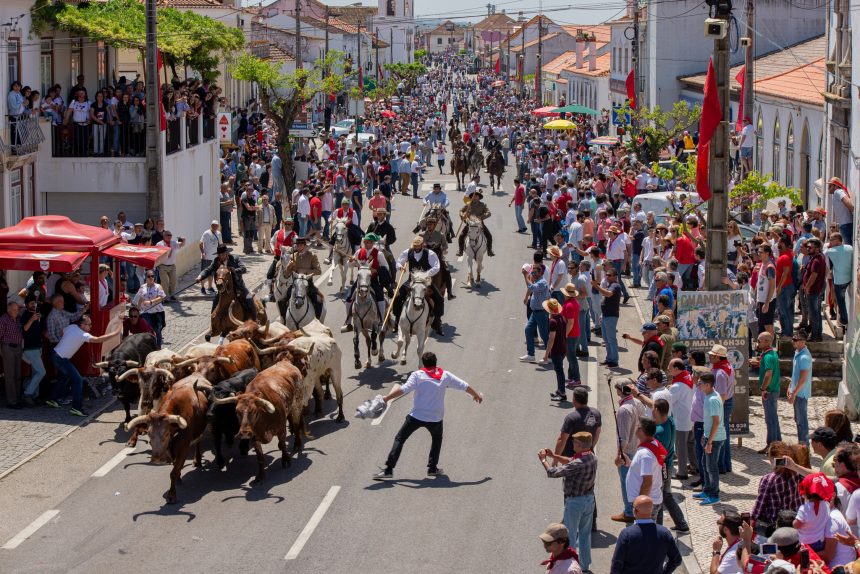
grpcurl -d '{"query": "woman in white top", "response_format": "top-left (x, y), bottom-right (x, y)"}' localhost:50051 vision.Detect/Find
top-left (726, 220), bottom-right (743, 272)
top-left (133, 271), bottom-right (166, 348)
top-left (435, 143), bottom-right (446, 175)
top-left (97, 264), bottom-right (111, 309)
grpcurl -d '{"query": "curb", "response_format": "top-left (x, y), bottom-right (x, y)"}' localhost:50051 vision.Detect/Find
top-left (677, 533), bottom-right (703, 574)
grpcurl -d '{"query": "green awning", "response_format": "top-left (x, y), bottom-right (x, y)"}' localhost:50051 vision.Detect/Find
top-left (552, 104), bottom-right (600, 115)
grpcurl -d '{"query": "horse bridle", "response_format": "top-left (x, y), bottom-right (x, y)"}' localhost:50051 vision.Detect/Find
top-left (289, 276), bottom-right (313, 325)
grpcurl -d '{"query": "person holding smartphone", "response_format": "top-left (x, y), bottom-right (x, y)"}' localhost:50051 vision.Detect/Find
top-left (20, 295), bottom-right (46, 406)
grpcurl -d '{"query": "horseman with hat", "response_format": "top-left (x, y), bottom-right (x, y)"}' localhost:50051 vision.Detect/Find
top-left (391, 235), bottom-right (446, 334)
top-left (341, 233), bottom-right (391, 332)
top-left (265, 217), bottom-right (298, 301)
top-left (457, 188), bottom-right (495, 257)
top-left (283, 236), bottom-right (324, 319)
top-left (422, 216), bottom-right (455, 301)
top-left (196, 244), bottom-right (257, 320)
top-left (366, 208), bottom-right (398, 250)
top-left (324, 197), bottom-right (363, 264)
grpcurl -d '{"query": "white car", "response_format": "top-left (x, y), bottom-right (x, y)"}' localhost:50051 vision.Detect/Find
top-left (330, 119), bottom-right (355, 137)
top-left (634, 191), bottom-right (702, 217)
top-left (345, 133), bottom-right (376, 146)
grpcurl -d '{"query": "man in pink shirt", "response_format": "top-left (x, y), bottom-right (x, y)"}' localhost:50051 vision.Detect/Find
top-left (509, 178), bottom-right (527, 233)
top-left (561, 283), bottom-right (583, 387)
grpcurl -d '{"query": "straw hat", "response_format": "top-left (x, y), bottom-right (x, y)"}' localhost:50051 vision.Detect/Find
top-left (561, 283), bottom-right (579, 298)
top-left (542, 298), bottom-right (562, 314)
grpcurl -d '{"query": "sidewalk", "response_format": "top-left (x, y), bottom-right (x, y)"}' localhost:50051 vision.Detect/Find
top-left (0, 242), bottom-right (275, 479)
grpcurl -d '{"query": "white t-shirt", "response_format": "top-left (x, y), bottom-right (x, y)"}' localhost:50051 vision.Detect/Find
top-left (845, 488), bottom-right (860, 537)
top-left (547, 258), bottom-right (569, 292)
top-left (740, 124), bottom-right (755, 148)
top-left (828, 509), bottom-right (857, 568)
top-left (54, 324), bottom-right (94, 359)
top-left (606, 233), bottom-right (628, 261)
top-left (400, 368), bottom-right (469, 423)
top-left (200, 229), bottom-right (222, 260)
top-left (796, 500), bottom-right (832, 544)
top-left (716, 540), bottom-right (742, 573)
top-left (833, 189), bottom-right (853, 225)
top-left (667, 381), bottom-right (694, 432)
top-left (296, 194), bottom-right (310, 216)
top-left (156, 239), bottom-right (181, 266)
top-left (626, 447), bottom-right (663, 505)
top-left (69, 100), bottom-right (90, 123)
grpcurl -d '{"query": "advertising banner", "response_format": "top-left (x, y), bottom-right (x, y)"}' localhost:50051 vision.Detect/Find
top-left (676, 290), bottom-right (751, 434)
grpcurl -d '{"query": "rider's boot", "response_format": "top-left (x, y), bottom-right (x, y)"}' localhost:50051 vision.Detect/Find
top-left (486, 229), bottom-right (495, 257)
top-left (456, 233), bottom-right (465, 257)
top-left (341, 301), bottom-right (354, 332)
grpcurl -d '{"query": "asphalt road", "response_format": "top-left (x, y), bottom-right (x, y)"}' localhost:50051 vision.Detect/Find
top-left (0, 155), bottom-right (688, 573)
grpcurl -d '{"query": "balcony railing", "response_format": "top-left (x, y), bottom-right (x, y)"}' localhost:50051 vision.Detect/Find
top-left (51, 121), bottom-right (145, 158)
top-left (2, 114), bottom-right (46, 157)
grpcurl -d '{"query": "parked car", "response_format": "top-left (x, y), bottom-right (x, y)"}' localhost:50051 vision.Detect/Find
top-left (345, 133), bottom-right (376, 146)
top-left (330, 119), bottom-right (355, 137)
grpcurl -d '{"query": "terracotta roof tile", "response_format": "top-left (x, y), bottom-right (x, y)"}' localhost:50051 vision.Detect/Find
top-left (559, 24), bottom-right (611, 43)
top-left (562, 51), bottom-right (612, 77)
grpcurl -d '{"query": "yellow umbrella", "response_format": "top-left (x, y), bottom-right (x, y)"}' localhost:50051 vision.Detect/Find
top-left (543, 119), bottom-right (577, 130)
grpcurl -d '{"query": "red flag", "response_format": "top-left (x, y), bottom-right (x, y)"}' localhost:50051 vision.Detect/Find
top-left (494, 57), bottom-right (500, 74)
top-left (734, 66), bottom-right (745, 132)
top-left (625, 69), bottom-right (636, 110)
top-left (156, 50), bottom-right (167, 131)
top-left (696, 58), bottom-right (723, 201)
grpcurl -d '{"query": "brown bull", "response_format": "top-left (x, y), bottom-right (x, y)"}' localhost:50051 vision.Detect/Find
top-left (117, 366), bottom-right (175, 447)
top-left (227, 319), bottom-right (303, 348)
top-left (126, 374), bottom-right (211, 504)
top-left (174, 339), bottom-right (261, 384)
top-left (214, 361), bottom-right (305, 483)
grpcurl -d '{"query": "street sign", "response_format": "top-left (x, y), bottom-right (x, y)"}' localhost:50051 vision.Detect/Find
top-left (289, 122), bottom-right (317, 138)
top-left (217, 112), bottom-right (232, 144)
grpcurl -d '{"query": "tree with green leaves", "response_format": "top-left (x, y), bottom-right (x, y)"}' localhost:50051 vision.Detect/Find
top-left (617, 101), bottom-right (701, 164)
top-left (231, 51), bottom-right (344, 197)
top-left (383, 62), bottom-right (427, 91)
top-left (730, 171), bottom-right (801, 214)
top-left (31, 0), bottom-right (244, 81)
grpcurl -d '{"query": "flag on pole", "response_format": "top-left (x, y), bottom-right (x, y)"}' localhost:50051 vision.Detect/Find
top-left (494, 57), bottom-right (500, 74)
top-left (625, 69), bottom-right (636, 110)
top-left (359, 66), bottom-right (364, 94)
top-left (734, 66), bottom-right (745, 133)
top-left (696, 58), bottom-right (723, 201)
top-left (156, 50), bottom-right (167, 131)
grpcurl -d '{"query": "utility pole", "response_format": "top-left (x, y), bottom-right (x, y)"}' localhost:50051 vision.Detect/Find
top-left (390, 28), bottom-right (393, 63)
top-left (324, 5), bottom-right (329, 77)
top-left (742, 0), bottom-right (754, 179)
top-left (144, 0), bottom-right (163, 220)
top-left (505, 29), bottom-right (511, 79)
top-left (295, 0), bottom-right (302, 69)
top-left (536, 15), bottom-right (543, 105)
top-left (357, 22), bottom-right (362, 95)
top-left (704, 5), bottom-right (732, 291)
top-left (632, 2), bottom-right (640, 121)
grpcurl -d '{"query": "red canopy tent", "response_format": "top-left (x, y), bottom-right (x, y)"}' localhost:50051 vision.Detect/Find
top-left (0, 216), bottom-right (169, 372)
top-left (531, 106), bottom-right (561, 117)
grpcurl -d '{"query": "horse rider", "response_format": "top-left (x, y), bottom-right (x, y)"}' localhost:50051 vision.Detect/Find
top-left (423, 182), bottom-right (450, 209)
top-left (485, 132), bottom-right (500, 152)
top-left (366, 207), bottom-right (397, 250)
top-left (324, 198), bottom-right (362, 265)
top-left (422, 217), bottom-right (456, 301)
top-left (283, 237), bottom-right (324, 319)
top-left (195, 244), bottom-right (257, 320)
top-left (391, 236), bottom-right (445, 335)
top-left (341, 233), bottom-right (390, 332)
top-left (457, 188), bottom-right (495, 257)
top-left (266, 217), bottom-right (297, 302)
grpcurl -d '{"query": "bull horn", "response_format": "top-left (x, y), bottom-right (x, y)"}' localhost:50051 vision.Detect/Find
top-left (261, 335), bottom-right (281, 346)
top-left (166, 415), bottom-right (188, 429)
top-left (155, 368), bottom-right (174, 382)
top-left (253, 343), bottom-right (280, 356)
top-left (124, 414), bottom-right (149, 432)
top-left (174, 357), bottom-right (203, 369)
top-left (213, 395), bottom-right (239, 405)
top-left (125, 360), bottom-right (140, 367)
top-left (256, 397), bottom-right (276, 414)
top-left (214, 357), bottom-right (234, 365)
top-left (257, 322), bottom-right (270, 337)
top-left (94, 361), bottom-right (109, 368)
top-left (307, 341), bottom-right (315, 356)
top-left (116, 369), bottom-right (139, 382)
top-left (228, 304), bottom-right (243, 327)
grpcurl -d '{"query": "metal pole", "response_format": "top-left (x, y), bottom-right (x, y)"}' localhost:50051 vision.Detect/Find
top-left (295, 0), bottom-right (302, 69)
top-left (357, 23), bottom-right (362, 95)
top-left (145, 0), bottom-right (163, 219)
top-left (632, 2), bottom-right (640, 127)
top-left (742, 0), bottom-right (754, 178)
top-left (705, 11), bottom-right (731, 291)
top-left (390, 28), bottom-right (393, 63)
top-left (324, 6), bottom-right (329, 77)
top-left (536, 16), bottom-right (543, 105)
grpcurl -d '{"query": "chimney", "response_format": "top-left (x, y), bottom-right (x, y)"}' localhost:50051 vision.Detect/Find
top-left (574, 36), bottom-right (585, 69)
top-left (626, 0), bottom-right (635, 19)
top-left (588, 37), bottom-right (597, 71)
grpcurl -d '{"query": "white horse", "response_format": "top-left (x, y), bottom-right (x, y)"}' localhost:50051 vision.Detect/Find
top-left (390, 272), bottom-right (431, 367)
top-left (273, 246), bottom-right (294, 308)
top-left (351, 266), bottom-right (388, 369)
top-left (328, 218), bottom-right (354, 293)
top-left (464, 217), bottom-right (487, 289)
top-left (284, 273), bottom-right (325, 331)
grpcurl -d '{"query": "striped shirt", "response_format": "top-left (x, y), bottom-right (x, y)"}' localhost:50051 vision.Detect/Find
top-left (46, 307), bottom-right (85, 344)
top-left (0, 314), bottom-right (23, 345)
top-left (546, 452), bottom-right (598, 499)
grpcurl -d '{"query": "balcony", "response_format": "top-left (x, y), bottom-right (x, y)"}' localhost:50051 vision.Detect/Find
top-left (0, 115), bottom-right (46, 162)
top-left (51, 115), bottom-right (217, 158)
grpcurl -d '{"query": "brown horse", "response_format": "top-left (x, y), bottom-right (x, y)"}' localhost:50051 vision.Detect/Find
top-left (210, 265), bottom-right (268, 341)
top-left (485, 149), bottom-right (505, 192)
top-left (448, 124), bottom-right (462, 148)
top-left (451, 146), bottom-right (468, 190)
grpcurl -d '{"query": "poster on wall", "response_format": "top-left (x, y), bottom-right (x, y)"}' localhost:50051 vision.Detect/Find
top-left (676, 290), bottom-right (751, 434)
top-left (217, 112), bottom-right (232, 145)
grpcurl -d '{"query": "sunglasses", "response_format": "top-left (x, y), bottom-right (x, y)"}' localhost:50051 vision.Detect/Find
top-left (129, 314), bottom-right (140, 318)
top-left (146, 274), bottom-right (155, 278)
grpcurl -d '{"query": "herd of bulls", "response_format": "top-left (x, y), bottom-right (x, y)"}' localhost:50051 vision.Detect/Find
top-left (95, 319), bottom-right (343, 504)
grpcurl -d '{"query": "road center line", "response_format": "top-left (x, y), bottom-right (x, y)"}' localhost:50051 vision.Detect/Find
top-left (2, 510), bottom-right (60, 550)
top-left (91, 446), bottom-right (135, 478)
top-left (284, 485), bottom-right (341, 560)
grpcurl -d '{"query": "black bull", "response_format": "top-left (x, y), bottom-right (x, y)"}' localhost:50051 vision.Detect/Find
top-left (95, 333), bottom-right (158, 422)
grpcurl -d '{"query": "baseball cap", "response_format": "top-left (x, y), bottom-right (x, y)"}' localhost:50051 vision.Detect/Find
top-left (641, 323), bottom-right (657, 332)
top-left (768, 527), bottom-right (799, 546)
top-left (539, 523), bottom-right (569, 543)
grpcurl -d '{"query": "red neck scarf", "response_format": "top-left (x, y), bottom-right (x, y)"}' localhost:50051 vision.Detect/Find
top-left (839, 472), bottom-right (860, 494)
top-left (421, 367), bottom-right (444, 380)
top-left (713, 358), bottom-right (733, 377)
top-left (541, 547), bottom-right (579, 572)
top-left (572, 449), bottom-right (594, 461)
top-left (639, 438), bottom-right (668, 466)
top-left (647, 334), bottom-right (665, 348)
top-left (672, 370), bottom-right (694, 389)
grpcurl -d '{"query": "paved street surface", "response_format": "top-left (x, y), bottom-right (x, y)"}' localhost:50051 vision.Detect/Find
top-left (0, 163), bottom-right (693, 573)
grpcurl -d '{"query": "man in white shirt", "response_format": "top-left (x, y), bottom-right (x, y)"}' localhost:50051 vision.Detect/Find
top-left (739, 117), bottom-right (755, 174)
top-left (373, 351), bottom-right (483, 480)
top-left (619, 416), bottom-right (665, 519)
top-left (198, 220), bottom-right (222, 294)
top-left (156, 230), bottom-right (186, 300)
top-left (296, 189), bottom-right (311, 237)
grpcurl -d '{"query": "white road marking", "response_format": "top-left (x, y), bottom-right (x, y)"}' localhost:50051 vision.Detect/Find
top-left (91, 446), bottom-right (135, 478)
top-left (2, 510), bottom-right (60, 550)
top-left (284, 486), bottom-right (341, 560)
top-left (587, 355), bottom-right (596, 389)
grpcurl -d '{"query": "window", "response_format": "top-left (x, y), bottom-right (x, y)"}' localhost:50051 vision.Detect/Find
top-left (40, 39), bottom-right (53, 95)
top-left (70, 38), bottom-right (83, 88)
top-left (785, 118), bottom-right (794, 187)
top-left (97, 41), bottom-right (108, 89)
top-left (437, 38), bottom-right (443, 45)
top-left (9, 168), bottom-right (23, 225)
top-left (7, 38), bottom-right (20, 84)
top-left (772, 116), bottom-right (781, 183)
top-left (755, 113), bottom-right (763, 173)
